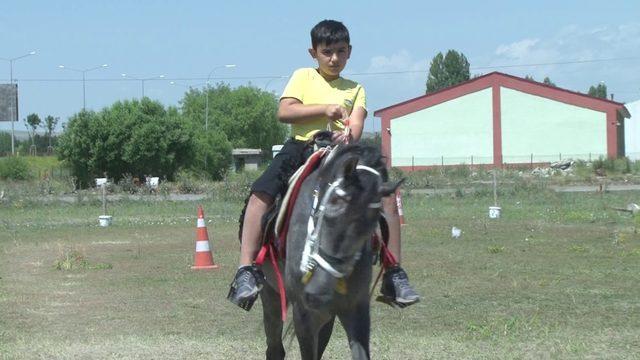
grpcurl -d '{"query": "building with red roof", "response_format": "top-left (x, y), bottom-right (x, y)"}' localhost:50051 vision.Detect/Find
top-left (374, 72), bottom-right (631, 170)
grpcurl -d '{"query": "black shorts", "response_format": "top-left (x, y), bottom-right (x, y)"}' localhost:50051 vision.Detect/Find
top-left (251, 139), bottom-right (314, 198)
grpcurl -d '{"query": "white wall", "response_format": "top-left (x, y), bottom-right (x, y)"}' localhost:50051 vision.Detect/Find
top-left (390, 88), bottom-right (494, 166)
top-left (624, 100), bottom-right (640, 160)
top-left (501, 88), bottom-right (607, 163)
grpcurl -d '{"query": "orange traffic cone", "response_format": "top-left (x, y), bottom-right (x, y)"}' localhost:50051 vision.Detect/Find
top-left (191, 205), bottom-right (219, 269)
top-left (395, 191), bottom-right (406, 226)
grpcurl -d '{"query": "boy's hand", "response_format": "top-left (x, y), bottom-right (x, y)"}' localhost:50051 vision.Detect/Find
top-left (331, 131), bottom-right (352, 144)
top-left (325, 105), bottom-right (348, 123)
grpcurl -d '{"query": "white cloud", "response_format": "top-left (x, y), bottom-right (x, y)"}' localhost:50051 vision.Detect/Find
top-left (492, 23), bottom-right (640, 65)
top-left (367, 49), bottom-right (425, 73)
top-left (485, 23), bottom-right (640, 101)
top-left (495, 38), bottom-right (540, 59)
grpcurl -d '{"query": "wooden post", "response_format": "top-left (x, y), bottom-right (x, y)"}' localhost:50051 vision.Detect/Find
top-left (530, 153), bottom-right (533, 169)
top-left (493, 169), bottom-right (498, 207)
top-left (411, 156), bottom-right (415, 172)
top-left (102, 184), bottom-right (107, 216)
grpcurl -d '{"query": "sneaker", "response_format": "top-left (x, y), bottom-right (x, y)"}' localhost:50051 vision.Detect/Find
top-left (227, 265), bottom-right (264, 311)
top-left (378, 266), bottom-right (420, 308)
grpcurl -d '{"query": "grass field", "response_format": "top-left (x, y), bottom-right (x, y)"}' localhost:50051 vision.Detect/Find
top-left (1, 188), bottom-right (640, 359)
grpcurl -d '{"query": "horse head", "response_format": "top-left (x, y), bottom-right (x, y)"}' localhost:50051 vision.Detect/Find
top-left (301, 144), bottom-right (402, 310)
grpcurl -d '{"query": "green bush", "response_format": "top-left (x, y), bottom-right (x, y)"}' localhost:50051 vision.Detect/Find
top-left (213, 169), bottom-right (260, 201)
top-left (445, 164), bottom-right (472, 178)
top-left (117, 173), bottom-right (140, 194)
top-left (0, 131), bottom-right (11, 154)
top-left (0, 156), bottom-right (32, 180)
top-left (57, 101), bottom-right (197, 187)
top-left (614, 157), bottom-right (632, 174)
top-left (175, 170), bottom-right (208, 194)
top-left (192, 130), bottom-right (233, 181)
top-left (592, 156), bottom-right (615, 174)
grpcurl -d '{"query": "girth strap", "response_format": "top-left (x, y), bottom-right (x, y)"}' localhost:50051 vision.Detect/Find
top-left (255, 243), bottom-right (287, 322)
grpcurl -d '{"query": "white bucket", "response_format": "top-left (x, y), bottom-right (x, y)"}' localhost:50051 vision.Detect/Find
top-left (98, 215), bottom-right (113, 227)
top-left (451, 227), bottom-right (462, 238)
top-left (489, 206), bottom-right (501, 219)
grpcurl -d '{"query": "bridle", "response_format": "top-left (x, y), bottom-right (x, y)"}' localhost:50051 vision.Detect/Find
top-left (299, 159), bottom-right (383, 279)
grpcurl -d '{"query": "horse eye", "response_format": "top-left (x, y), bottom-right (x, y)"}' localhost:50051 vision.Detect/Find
top-left (329, 194), bottom-right (350, 206)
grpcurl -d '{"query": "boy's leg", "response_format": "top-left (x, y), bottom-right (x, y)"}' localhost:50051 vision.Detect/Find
top-left (228, 191), bottom-right (273, 310)
top-left (380, 195), bottom-right (420, 307)
top-left (383, 196), bottom-right (402, 263)
top-left (228, 138), bottom-right (310, 310)
top-left (239, 192), bottom-right (274, 265)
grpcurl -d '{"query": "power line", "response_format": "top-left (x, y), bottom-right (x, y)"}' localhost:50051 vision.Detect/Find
top-left (3, 80), bottom-right (635, 94)
top-left (1, 75), bottom-right (289, 82)
top-left (2, 56), bottom-right (638, 83)
top-left (346, 56), bottom-right (640, 76)
top-left (471, 56), bottom-right (640, 70)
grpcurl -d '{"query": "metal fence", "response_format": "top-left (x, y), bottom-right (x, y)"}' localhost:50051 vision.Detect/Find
top-left (0, 147), bottom-right (56, 157)
top-left (392, 153), bottom-right (611, 169)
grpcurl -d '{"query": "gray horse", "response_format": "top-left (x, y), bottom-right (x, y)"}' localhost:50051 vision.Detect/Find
top-left (260, 144), bottom-right (401, 360)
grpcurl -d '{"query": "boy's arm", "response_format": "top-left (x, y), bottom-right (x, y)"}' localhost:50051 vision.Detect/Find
top-left (347, 106), bottom-right (367, 142)
top-left (278, 98), bottom-right (348, 125)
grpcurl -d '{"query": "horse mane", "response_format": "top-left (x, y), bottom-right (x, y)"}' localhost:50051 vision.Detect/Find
top-left (320, 143), bottom-right (388, 182)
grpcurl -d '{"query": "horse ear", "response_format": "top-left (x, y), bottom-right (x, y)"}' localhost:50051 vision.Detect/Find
top-left (341, 156), bottom-right (360, 181)
top-left (379, 178), bottom-right (405, 197)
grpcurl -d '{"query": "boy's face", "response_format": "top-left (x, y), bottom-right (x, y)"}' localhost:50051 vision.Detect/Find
top-left (309, 41), bottom-right (351, 80)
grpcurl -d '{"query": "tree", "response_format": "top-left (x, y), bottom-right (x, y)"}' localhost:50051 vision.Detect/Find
top-left (193, 130), bottom-right (233, 180)
top-left (426, 50), bottom-right (470, 94)
top-left (524, 75), bottom-right (555, 86)
top-left (543, 77), bottom-right (556, 87)
top-left (180, 83), bottom-right (287, 156)
top-left (359, 133), bottom-right (381, 150)
top-left (56, 110), bottom-right (95, 186)
top-left (24, 113), bottom-right (41, 150)
top-left (42, 115), bottom-right (59, 150)
top-left (58, 100), bottom-right (198, 187)
top-left (588, 83), bottom-right (607, 99)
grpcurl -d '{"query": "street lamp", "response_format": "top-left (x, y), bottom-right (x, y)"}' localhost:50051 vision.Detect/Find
top-left (121, 73), bottom-right (165, 98)
top-left (0, 51), bottom-right (36, 155)
top-left (205, 64), bottom-right (236, 131)
top-left (264, 75), bottom-right (288, 92)
top-left (58, 63), bottom-right (108, 110)
top-left (169, 81), bottom-right (206, 89)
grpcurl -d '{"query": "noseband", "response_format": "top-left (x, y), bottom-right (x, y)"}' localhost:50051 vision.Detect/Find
top-left (300, 163), bottom-right (383, 279)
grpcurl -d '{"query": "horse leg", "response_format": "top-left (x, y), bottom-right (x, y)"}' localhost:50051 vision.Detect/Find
top-left (338, 302), bottom-right (371, 360)
top-left (317, 316), bottom-right (335, 359)
top-left (292, 302), bottom-right (331, 360)
top-left (260, 284), bottom-right (285, 360)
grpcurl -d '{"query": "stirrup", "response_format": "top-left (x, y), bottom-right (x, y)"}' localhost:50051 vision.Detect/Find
top-left (227, 282), bottom-right (260, 311)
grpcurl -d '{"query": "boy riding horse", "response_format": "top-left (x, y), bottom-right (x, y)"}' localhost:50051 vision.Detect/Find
top-left (228, 19), bottom-right (419, 310)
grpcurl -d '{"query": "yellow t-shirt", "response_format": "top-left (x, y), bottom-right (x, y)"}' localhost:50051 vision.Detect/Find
top-left (280, 68), bottom-right (366, 140)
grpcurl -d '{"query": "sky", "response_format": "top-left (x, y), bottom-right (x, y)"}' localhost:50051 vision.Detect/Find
top-left (1, 0), bottom-right (639, 134)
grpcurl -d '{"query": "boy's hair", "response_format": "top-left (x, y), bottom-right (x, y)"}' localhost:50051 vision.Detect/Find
top-left (310, 20), bottom-right (350, 49)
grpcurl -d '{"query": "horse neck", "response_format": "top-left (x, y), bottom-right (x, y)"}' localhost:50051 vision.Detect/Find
top-left (285, 170), bottom-right (320, 270)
